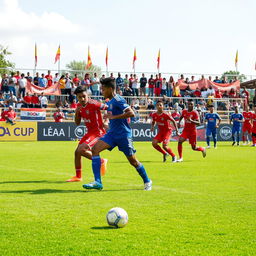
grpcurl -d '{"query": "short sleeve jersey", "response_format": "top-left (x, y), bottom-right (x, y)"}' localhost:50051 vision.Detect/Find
top-left (242, 111), bottom-right (252, 125)
top-left (181, 109), bottom-right (199, 132)
top-left (152, 112), bottom-right (173, 133)
top-left (230, 113), bottom-right (243, 129)
top-left (205, 113), bottom-right (221, 129)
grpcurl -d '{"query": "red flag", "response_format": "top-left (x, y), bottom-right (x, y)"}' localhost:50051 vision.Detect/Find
top-left (157, 49), bottom-right (160, 70)
top-left (54, 45), bottom-right (60, 64)
top-left (133, 48), bottom-right (137, 69)
top-left (35, 43), bottom-right (38, 67)
top-left (86, 46), bottom-right (92, 69)
top-left (105, 47), bottom-right (108, 67)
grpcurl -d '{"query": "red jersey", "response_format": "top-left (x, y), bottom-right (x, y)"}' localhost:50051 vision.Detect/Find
top-left (73, 77), bottom-right (80, 85)
top-left (152, 112), bottom-right (173, 133)
top-left (54, 112), bottom-right (65, 122)
top-left (1, 110), bottom-right (7, 120)
top-left (181, 109), bottom-right (199, 132)
top-left (243, 111), bottom-right (252, 126)
top-left (45, 75), bottom-right (53, 87)
top-left (78, 99), bottom-right (107, 135)
top-left (4, 110), bottom-right (16, 119)
top-left (31, 96), bottom-right (39, 104)
top-left (24, 96), bottom-right (32, 103)
top-left (70, 102), bottom-right (78, 109)
top-left (171, 112), bottom-right (180, 122)
top-left (251, 113), bottom-right (256, 133)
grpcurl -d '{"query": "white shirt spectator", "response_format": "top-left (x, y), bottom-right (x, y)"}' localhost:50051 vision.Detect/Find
top-left (40, 95), bottom-right (48, 106)
top-left (207, 88), bottom-right (215, 96)
top-left (18, 78), bottom-right (27, 88)
top-left (201, 90), bottom-right (208, 98)
top-left (132, 79), bottom-right (139, 89)
top-left (65, 78), bottom-right (72, 89)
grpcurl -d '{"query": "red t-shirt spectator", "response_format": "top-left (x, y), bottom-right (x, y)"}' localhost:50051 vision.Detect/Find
top-left (31, 95), bottom-right (39, 104)
top-left (45, 74), bottom-right (53, 87)
top-left (70, 102), bottom-right (78, 109)
top-left (4, 110), bottom-right (16, 120)
top-left (0, 110), bottom-right (7, 121)
top-left (148, 78), bottom-right (155, 89)
top-left (193, 90), bottom-right (201, 97)
top-left (73, 77), bottom-right (80, 86)
top-left (24, 95), bottom-right (32, 104)
top-left (215, 90), bottom-right (222, 98)
top-left (54, 111), bottom-right (65, 122)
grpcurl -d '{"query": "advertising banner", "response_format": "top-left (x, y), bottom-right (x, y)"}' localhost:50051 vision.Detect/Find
top-left (20, 108), bottom-right (46, 120)
top-left (0, 121), bottom-right (38, 141)
top-left (37, 122), bottom-right (235, 142)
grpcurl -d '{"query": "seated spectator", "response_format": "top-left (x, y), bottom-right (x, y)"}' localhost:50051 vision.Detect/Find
top-left (201, 87), bottom-right (208, 98)
top-left (39, 92), bottom-right (48, 108)
top-left (229, 88), bottom-right (236, 98)
top-left (123, 83), bottom-right (133, 96)
top-left (16, 97), bottom-right (23, 109)
top-left (0, 108), bottom-right (6, 121)
top-left (117, 87), bottom-right (123, 95)
top-left (3, 106), bottom-right (16, 125)
top-left (178, 99), bottom-right (185, 110)
top-left (207, 85), bottom-right (215, 96)
top-left (70, 99), bottom-right (78, 109)
top-left (215, 89), bottom-right (222, 98)
top-left (207, 93), bottom-right (214, 106)
top-left (0, 93), bottom-right (6, 107)
top-left (7, 92), bottom-right (17, 107)
top-left (53, 107), bottom-right (65, 122)
top-left (146, 99), bottom-right (155, 110)
top-left (31, 93), bottom-right (40, 108)
top-left (222, 90), bottom-right (229, 98)
top-left (193, 87), bottom-right (202, 98)
top-left (184, 91), bottom-right (191, 98)
top-left (23, 92), bottom-right (32, 108)
top-left (1, 74), bottom-right (9, 93)
top-left (62, 100), bottom-right (70, 118)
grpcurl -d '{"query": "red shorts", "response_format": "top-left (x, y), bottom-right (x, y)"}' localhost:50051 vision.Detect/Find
top-left (180, 131), bottom-right (197, 146)
top-left (154, 130), bottom-right (172, 144)
top-left (154, 88), bottom-right (161, 96)
top-left (242, 123), bottom-right (252, 133)
top-left (79, 133), bottom-right (104, 148)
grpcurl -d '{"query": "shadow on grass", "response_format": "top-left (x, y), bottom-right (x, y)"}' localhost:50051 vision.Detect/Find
top-left (91, 226), bottom-right (116, 230)
top-left (0, 180), bottom-right (66, 184)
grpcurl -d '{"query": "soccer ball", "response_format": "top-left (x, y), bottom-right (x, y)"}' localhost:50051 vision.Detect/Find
top-left (106, 207), bottom-right (128, 228)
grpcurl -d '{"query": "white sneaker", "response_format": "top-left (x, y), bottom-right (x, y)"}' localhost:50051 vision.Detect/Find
top-left (172, 156), bottom-right (177, 162)
top-left (176, 158), bottom-right (183, 162)
top-left (214, 146), bottom-right (217, 149)
top-left (202, 148), bottom-right (206, 158)
top-left (242, 143), bottom-right (247, 146)
top-left (206, 146), bottom-right (211, 149)
top-left (144, 180), bottom-right (152, 191)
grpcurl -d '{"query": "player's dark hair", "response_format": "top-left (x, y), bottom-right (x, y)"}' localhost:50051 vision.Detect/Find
top-left (208, 104), bottom-right (214, 108)
top-left (187, 99), bottom-right (194, 103)
top-left (74, 86), bottom-right (87, 95)
top-left (101, 77), bottom-right (116, 89)
top-left (156, 100), bottom-right (163, 104)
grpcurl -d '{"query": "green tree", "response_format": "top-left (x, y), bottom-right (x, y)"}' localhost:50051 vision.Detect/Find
top-left (221, 70), bottom-right (246, 83)
top-left (0, 45), bottom-right (15, 76)
top-left (65, 60), bottom-right (101, 78)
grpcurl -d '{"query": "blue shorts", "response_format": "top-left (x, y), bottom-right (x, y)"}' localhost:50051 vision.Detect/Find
top-left (206, 127), bottom-right (217, 137)
top-left (100, 133), bottom-right (136, 157)
top-left (232, 127), bottom-right (241, 134)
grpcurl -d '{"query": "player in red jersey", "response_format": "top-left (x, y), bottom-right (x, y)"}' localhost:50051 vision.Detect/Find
top-left (151, 101), bottom-right (179, 162)
top-left (242, 105), bottom-right (252, 145)
top-left (171, 108), bottom-right (181, 123)
top-left (251, 106), bottom-right (256, 147)
top-left (177, 99), bottom-right (206, 162)
top-left (66, 86), bottom-right (108, 182)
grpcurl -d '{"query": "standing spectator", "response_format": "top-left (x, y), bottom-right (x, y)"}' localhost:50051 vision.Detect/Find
top-left (241, 87), bottom-right (250, 106)
top-left (72, 74), bottom-right (80, 87)
top-left (213, 76), bottom-right (221, 83)
top-left (65, 73), bottom-right (73, 102)
top-left (53, 107), bottom-right (65, 122)
top-left (167, 76), bottom-right (174, 97)
top-left (14, 71), bottom-right (21, 95)
top-left (39, 73), bottom-right (47, 88)
top-left (59, 75), bottom-right (66, 95)
top-left (252, 90), bottom-right (256, 106)
top-left (81, 73), bottom-right (91, 93)
top-left (39, 92), bottom-right (48, 108)
top-left (123, 74), bottom-right (129, 91)
top-left (148, 74), bottom-right (155, 97)
top-left (208, 76), bottom-right (212, 81)
top-left (173, 82), bottom-right (180, 97)
top-left (45, 70), bottom-right (53, 87)
top-left (53, 73), bottom-right (59, 83)
top-left (3, 106), bottom-right (16, 125)
top-left (25, 72), bottom-right (33, 82)
top-left (132, 74), bottom-right (139, 96)
top-left (139, 73), bottom-right (147, 96)
top-left (221, 76), bottom-right (228, 84)
top-left (70, 99), bottom-right (78, 109)
top-left (191, 76), bottom-right (195, 82)
top-left (185, 77), bottom-right (190, 84)
top-left (33, 72), bottom-right (40, 86)
top-left (8, 72), bottom-right (17, 95)
top-left (154, 74), bottom-right (162, 97)
top-left (129, 74), bottom-right (133, 89)
top-left (110, 72), bottom-right (115, 79)
top-left (7, 92), bottom-right (17, 107)
top-left (116, 72), bottom-right (124, 93)
top-left (23, 92), bottom-right (32, 108)
top-left (1, 74), bottom-right (9, 93)
top-left (18, 73), bottom-right (27, 98)
top-left (91, 73), bottom-right (100, 96)
top-left (31, 93), bottom-right (40, 108)
top-left (123, 83), bottom-right (133, 96)
top-left (161, 78), bottom-right (167, 96)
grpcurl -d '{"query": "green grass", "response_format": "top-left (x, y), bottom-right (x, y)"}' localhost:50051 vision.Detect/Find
top-left (0, 141), bottom-right (256, 256)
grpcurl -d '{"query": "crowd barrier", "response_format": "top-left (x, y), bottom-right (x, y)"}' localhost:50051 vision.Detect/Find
top-left (0, 122), bottom-right (235, 142)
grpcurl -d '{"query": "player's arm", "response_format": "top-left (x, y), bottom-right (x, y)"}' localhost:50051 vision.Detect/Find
top-left (189, 118), bottom-right (200, 125)
top-left (216, 115), bottom-right (221, 128)
top-left (230, 115), bottom-right (233, 125)
top-left (239, 116), bottom-right (244, 123)
top-left (74, 106), bottom-right (82, 125)
top-left (178, 115), bottom-right (184, 128)
top-left (204, 114), bottom-right (208, 127)
top-left (107, 107), bottom-right (135, 120)
top-left (150, 119), bottom-right (156, 132)
top-left (169, 116), bottom-right (180, 135)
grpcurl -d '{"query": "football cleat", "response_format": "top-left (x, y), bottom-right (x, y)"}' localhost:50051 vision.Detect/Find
top-left (202, 148), bottom-right (206, 158)
top-left (172, 156), bottom-right (177, 162)
top-left (144, 180), bottom-right (152, 191)
top-left (232, 141), bottom-right (236, 146)
top-left (82, 181), bottom-right (103, 190)
top-left (66, 176), bottom-right (82, 182)
top-left (176, 158), bottom-right (183, 162)
top-left (163, 153), bottom-right (169, 162)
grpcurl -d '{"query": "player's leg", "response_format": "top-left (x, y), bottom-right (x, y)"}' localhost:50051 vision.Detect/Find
top-left (212, 129), bottom-right (217, 148)
top-left (162, 132), bottom-right (176, 162)
top-left (67, 143), bottom-right (91, 182)
top-left (232, 128), bottom-right (236, 146)
top-left (237, 130), bottom-right (240, 146)
top-left (177, 136), bottom-right (186, 162)
top-left (251, 132), bottom-right (256, 146)
top-left (190, 134), bottom-right (206, 158)
top-left (152, 137), bottom-right (168, 162)
top-left (206, 128), bottom-right (211, 148)
top-left (242, 129), bottom-right (246, 145)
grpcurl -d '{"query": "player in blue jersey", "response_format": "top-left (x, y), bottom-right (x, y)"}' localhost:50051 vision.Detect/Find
top-left (82, 77), bottom-right (152, 191)
top-left (230, 106), bottom-right (244, 146)
top-left (204, 105), bottom-right (221, 149)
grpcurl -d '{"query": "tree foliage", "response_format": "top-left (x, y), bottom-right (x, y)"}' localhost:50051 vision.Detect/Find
top-left (221, 70), bottom-right (246, 83)
top-left (0, 45), bottom-right (15, 76)
top-left (65, 60), bottom-right (101, 78)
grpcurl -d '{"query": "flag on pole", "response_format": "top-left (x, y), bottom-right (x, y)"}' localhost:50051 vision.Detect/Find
top-left (105, 47), bottom-right (108, 67)
top-left (35, 43), bottom-right (38, 67)
top-left (133, 48), bottom-right (137, 69)
top-left (86, 46), bottom-right (92, 69)
top-left (157, 49), bottom-right (160, 71)
top-left (54, 45), bottom-right (61, 64)
top-left (235, 50), bottom-right (238, 69)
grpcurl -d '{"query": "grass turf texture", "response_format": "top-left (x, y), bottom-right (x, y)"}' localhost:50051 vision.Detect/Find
top-left (0, 141), bottom-right (255, 256)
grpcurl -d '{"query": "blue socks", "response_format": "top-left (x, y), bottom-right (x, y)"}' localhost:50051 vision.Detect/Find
top-left (136, 163), bottom-right (150, 183)
top-left (92, 156), bottom-right (101, 183)
top-left (206, 136), bottom-right (210, 146)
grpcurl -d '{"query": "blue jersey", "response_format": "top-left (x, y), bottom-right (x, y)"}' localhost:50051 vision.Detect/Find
top-left (230, 113), bottom-right (243, 129)
top-left (107, 95), bottom-right (131, 137)
top-left (205, 113), bottom-right (221, 129)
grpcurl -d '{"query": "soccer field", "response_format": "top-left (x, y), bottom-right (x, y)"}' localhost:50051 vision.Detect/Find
top-left (0, 141), bottom-right (255, 256)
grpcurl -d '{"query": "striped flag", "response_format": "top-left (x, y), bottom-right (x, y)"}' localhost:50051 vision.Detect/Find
top-left (105, 47), bottom-right (108, 67)
top-left (235, 50), bottom-right (238, 69)
top-left (157, 49), bottom-right (160, 71)
top-left (86, 46), bottom-right (92, 69)
top-left (133, 48), bottom-right (137, 69)
top-left (54, 45), bottom-right (61, 64)
top-left (35, 43), bottom-right (38, 67)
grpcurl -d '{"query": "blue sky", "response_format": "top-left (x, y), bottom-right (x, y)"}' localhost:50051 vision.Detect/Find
top-left (0, 0), bottom-right (256, 77)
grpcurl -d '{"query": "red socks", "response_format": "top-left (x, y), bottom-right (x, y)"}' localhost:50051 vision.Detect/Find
top-left (165, 148), bottom-right (175, 157)
top-left (75, 168), bottom-right (82, 178)
top-left (178, 143), bottom-right (183, 158)
top-left (252, 136), bottom-right (256, 145)
top-left (194, 147), bottom-right (204, 152)
top-left (153, 144), bottom-right (166, 155)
